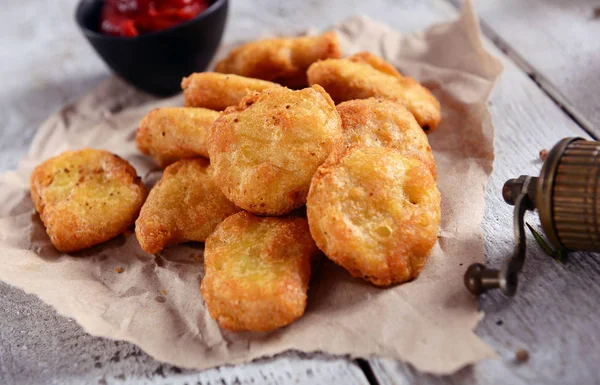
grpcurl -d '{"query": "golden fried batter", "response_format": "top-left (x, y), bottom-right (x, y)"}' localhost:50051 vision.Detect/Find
top-left (207, 85), bottom-right (343, 216)
top-left (336, 98), bottom-right (437, 179)
top-left (181, 72), bottom-right (281, 111)
top-left (215, 32), bottom-right (342, 88)
top-left (307, 52), bottom-right (441, 131)
top-left (135, 159), bottom-right (240, 254)
top-left (136, 107), bottom-right (220, 167)
top-left (347, 51), bottom-right (404, 78)
top-left (307, 146), bottom-right (441, 286)
top-left (30, 149), bottom-right (147, 253)
top-left (201, 211), bottom-right (317, 332)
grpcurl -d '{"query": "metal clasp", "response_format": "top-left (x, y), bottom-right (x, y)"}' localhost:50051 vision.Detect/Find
top-left (464, 175), bottom-right (537, 296)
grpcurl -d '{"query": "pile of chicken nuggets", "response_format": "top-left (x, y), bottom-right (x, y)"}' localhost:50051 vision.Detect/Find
top-left (30, 31), bottom-right (441, 332)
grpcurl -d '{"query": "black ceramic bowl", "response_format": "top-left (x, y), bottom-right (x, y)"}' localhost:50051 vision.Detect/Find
top-left (75, 0), bottom-right (228, 96)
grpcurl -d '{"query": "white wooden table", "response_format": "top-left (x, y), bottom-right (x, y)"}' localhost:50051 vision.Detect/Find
top-left (2, 0), bottom-right (600, 384)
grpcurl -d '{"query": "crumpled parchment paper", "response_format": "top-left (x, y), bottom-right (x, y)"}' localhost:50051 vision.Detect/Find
top-left (0, 1), bottom-right (502, 374)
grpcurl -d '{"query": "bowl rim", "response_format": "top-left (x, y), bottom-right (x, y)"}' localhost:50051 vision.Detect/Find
top-left (74, 0), bottom-right (228, 41)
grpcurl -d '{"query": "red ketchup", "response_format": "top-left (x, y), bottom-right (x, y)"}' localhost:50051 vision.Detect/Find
top-left (100, 0), bottom-right (210, 37)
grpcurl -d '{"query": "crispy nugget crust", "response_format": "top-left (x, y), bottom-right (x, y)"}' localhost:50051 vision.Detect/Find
top-left (336, 98), bottom-right (437, 179)
top-left (307, 52), bottom-right (441, 131)
top-left (347, 52), bottom-right (404, 78)
top-left (135, 159), bottom-right (240, 254)
top-left (214, 32), bottom-right (342, 88)
top-left (307, 147), bottom-right (441, 286)
top-left (136, 107), bottom-right (220, 167)
top-left (181, 73), bottom-right (281, 110)
top-left (30, 149), bottom-right (147, 253)
top-left (207, 85), bottom-right (343, 216)
top-left (201, 212), bottom-right (317, 332)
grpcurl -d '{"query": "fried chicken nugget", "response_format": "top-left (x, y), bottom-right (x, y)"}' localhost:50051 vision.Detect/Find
top-left (347, 51), bottom-right (404, 78)
top-left (307, 146), bottom-right (441, 286)
top-left (30, 149), bottom-right (147, 253)
top-left (207, 85), bottom-right (343, 216)
top-left (201, 211), bottom-right (318, 332)
top-left (135, 159), bottom-right (240, 254)
top-left (336, 98), bottom-right (437, 179)
top-left (136, 107), bottom-right (220, 167)
top-left (181, 73), bottom-right (281, 111)
top-left (214, 32), bottom-right (342, 88)
top-left (307, 52), bottom-right (441, 131)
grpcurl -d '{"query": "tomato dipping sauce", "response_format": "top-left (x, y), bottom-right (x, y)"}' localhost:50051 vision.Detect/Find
top-left (100, 0), bottom-right (210, 37)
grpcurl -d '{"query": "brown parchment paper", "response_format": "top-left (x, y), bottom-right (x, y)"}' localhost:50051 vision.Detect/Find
top-left (0, 2), bottom-right (502, 374)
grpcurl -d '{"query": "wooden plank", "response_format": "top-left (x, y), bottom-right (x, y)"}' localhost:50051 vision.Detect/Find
top-left (227, 0), bottom-right (457, 42)
top-left (0, 0), bottom-right (109, 172)
top-left (468, 0), bottom-right (600, 137)
top-left (0, 284), bottom-right (369, 385)
top-left (367, 3), bottom-right (600, 385)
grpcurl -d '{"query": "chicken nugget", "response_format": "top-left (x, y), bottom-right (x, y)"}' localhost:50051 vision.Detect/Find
top-left (136, 107), bottom-right (220, 167)
top-left (201, 211), bottom-right (317, 332)
top-left (181, 73), bottom-right (281, 111)
top-left (347, 51), bottom-right (404, 78)
top-left (336, 98), bottom-right (437, 179)
top-left (307, 146), bottom-right (441, 286)
top-left (30, 149), bottom-right (147, 253)
top-left (307, 52), bottom-right (441, 131)
top-left (207, 85), bottom-right (343, 215)
top-left (135, 158), bottom-right (240, 254)
top-left (215, 32), bottom-right (342, 88)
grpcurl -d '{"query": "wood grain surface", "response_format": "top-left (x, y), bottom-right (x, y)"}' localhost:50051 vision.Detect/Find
top-left (2, 0), bottom-right (600, 384)
top-left (469, 0), bottom-right (600, 137)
